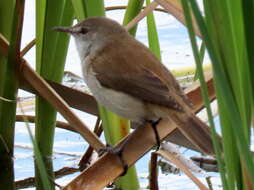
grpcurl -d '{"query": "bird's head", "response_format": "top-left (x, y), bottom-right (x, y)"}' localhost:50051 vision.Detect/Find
top-left (54, 16), bottom-right (126, 44)
top-left (54, 17), bottom-right (127, 59)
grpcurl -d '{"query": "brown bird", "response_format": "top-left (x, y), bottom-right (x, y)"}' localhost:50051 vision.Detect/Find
top-left (55, 17), bottom-right (213, 155)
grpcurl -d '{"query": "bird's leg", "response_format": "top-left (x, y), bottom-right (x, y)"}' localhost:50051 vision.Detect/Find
top-left (98, 118), bottom-right (162, 176)
top-left (148, 118), bottom-right (162, 150)
top-left (98, 143), bottom-right (128, 176)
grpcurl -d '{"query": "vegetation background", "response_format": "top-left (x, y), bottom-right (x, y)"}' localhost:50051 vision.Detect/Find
top-left (0, 0), bottom-right (253, 189)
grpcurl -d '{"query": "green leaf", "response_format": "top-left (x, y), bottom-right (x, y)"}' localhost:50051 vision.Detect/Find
top-left (189, 0), bottom-right (254, 188)
top-left (181, 1), bottom-right (228, 188)
top-left (71, 0), bottom-right (105, 20)
top-left (123, 0), bottom-right (145, 35)
top-left (193, 41), bottom-right (205, 80)
top-left (23, 114), bottom-right (51, 190)
top-left (0, 0), bottom-right (24, 189)
top-left (35, 0), bottom-right (74, 189)
top-left (146, 0), bottom-right (161, 60)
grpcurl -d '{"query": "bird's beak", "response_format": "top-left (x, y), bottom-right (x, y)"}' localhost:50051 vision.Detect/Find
top-left (53, 26), bottom-right (76, 34)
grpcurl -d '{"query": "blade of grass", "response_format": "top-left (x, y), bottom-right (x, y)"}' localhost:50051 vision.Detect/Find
top-left (35, 0), bottom-right (74, 189)
top-left (193, 41), bottom-right (205, 80)
top-left (201, 1), bottom-right (244, 188)
top-left (18, 102), bottom-right (51, 190)
top-left (123, 0), bottom-right (145, 35)
top-left (83, 0), bottom-right (105, 17)
top-left (190, 0), bottom-right (254, 187)
top-left (0, 0), bottom-right (15, 97)
top-left (0, 0), bottom-right (25, 189)
top-left (71, 0), bottom-right (105, 20)
top-left (70, 0), bottom-right (86, 21)
top-left (203, 0), bottom-right (253, 187)
top-left (124, 1), bottom-right (159, 31)
top-left (242, 0), bottom-right (254, 112)
top-left (180, 1), bottom-right (227, 189)
top-left (146, 0), bottom-right (161, 60)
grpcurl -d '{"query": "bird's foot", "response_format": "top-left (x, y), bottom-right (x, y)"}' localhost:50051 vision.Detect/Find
top-left (148, 118), bottom-right (162, 150)
top-left (98, 144), bottom-right (128, 176)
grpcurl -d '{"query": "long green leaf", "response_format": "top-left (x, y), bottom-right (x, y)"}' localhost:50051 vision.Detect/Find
top-left (242, 0), bottom-right (254, 113)
top-left (190, 0), bottom-right (254, 188)
top-left (201, 1), bottom-right (245, 188)
top-left (181, 1), bottom-right (228, 189)
top-left (146, 0), bottom-right (161, 60)
top-left (0, 0), bottom-right (15, 98)
top-left (70, 0), bottom-right (86, 21)
top-left (18, 107), bottom-right (51, 190)
top-left (0, 0), bottom-right (24, 189)
top-left (122, 0), bottom-right (145, 35)
top-left (202, 0), bottom-right (252, 188)
top-left (193, 41), bottom-right (205, 80)
top-left (83, 0), bottom-right (105, 17)
top-left (71, 0), bottom-right (105, 21)
top-left (35, 0), bottom-right (74, 189)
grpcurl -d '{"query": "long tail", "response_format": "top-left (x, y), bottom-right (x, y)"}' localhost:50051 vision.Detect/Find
top-left (170, 110), bottom-right (216, 155)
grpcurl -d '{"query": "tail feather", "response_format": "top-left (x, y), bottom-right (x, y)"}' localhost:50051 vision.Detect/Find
top-left (170, 111), bottom-right (215, 155)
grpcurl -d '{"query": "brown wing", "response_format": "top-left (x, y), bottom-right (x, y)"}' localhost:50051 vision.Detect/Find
top-left (90, 35), bottom-right (188, 112)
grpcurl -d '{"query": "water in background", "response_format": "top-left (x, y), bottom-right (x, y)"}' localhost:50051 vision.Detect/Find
top-left (16, 1), bottom-right (221, 189)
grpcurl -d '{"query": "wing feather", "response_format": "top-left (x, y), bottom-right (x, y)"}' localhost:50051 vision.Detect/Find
top-left (91, 36), bottom-right (189, 112)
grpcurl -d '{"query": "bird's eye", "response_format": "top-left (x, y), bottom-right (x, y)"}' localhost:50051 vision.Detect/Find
top-left (80, 27), bottom-right (88, 34)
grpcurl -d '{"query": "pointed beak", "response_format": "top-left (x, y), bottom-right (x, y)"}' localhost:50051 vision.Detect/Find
top-left (53, 26), bottom-right (76, 34)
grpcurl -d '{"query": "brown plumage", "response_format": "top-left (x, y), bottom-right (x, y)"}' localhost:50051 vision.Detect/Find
top-left (55, 17), bottom-right (214, 155)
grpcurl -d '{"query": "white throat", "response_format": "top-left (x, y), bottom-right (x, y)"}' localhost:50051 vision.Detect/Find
top-left (74, 38), bottom-right (91, 61)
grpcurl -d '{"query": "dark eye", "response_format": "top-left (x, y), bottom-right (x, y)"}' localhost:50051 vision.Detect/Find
top-left (80, 27), bottom-right (88, 34)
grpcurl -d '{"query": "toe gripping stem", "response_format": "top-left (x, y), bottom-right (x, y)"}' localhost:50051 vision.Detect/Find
top-left (117, 149), bottom-right (128, 176)
top-left (98, 144), bottom-right (128, 176)
top-left (149, 118), bottom-right (162, 150)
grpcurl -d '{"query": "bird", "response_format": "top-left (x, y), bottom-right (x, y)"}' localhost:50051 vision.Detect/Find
top-left (54, 16), bottom-right (214, 157)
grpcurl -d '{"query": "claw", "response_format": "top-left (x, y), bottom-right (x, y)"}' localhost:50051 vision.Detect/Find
top-left (148, 118), bottom-right (162, 150)
top-left (98, 144), bottom-right (128, 176)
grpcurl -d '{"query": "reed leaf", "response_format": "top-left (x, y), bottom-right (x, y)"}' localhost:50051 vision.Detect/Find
top-left (123, 0), bottom-right (145, 35)
top-left (70, 0), bottom-right (86, 21)
top-left (27, 125), bottom-right (51, 190)
top-left (71, 0), bottom-right (105, 21)
top-left (189, 0), bottom-right (254, 188)
top-left (193, 41), bottom-right (205, 80)
top-left (146, 0), bottom-right (161, 60)
top-left (0, 0), bottom-right (15, 98)
top-left (83, 0), bottom-right (105, 18)
top-left (181, 1), bottom-right (227, 189)
top-left (241, 0), bottom-right (254, 109)
top-left (35, 0), bottom-right (73, 189)
top-left (0, 0), bottom-right (24, 189)
top-left (18, 105), bottom-right (51, 190)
